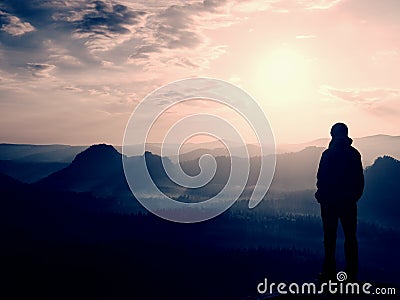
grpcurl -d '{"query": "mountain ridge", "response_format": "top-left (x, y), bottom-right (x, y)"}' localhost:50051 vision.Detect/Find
top-left (1, 134), bottom-right (399, 165)
top-left (35, 144), bottom-right (128, 197)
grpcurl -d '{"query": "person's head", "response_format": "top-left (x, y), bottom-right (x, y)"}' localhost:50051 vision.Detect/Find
top-left (330, 122), bottom-right (348, 138)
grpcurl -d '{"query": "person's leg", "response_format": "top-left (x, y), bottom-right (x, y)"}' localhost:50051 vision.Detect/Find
top-left (340, 202), bottom-right (358, 281)
top-left (320, 203), bottom-right (339, 279)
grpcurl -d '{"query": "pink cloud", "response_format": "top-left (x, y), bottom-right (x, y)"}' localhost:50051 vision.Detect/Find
top-left (320, 86), bottom-right (400, 104)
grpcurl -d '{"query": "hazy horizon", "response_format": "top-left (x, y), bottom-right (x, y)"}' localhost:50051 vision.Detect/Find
top-left (1, 132), bottom-right (398, 147)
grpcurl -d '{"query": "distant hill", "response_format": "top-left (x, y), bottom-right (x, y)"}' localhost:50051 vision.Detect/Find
top-left (180, 146), bottom-right (323, 196)
top-left (272, 146), bottom-right (323, 192)
top-left (359, 156), bottom-right (400, 228)
top-left (36, 144), bottom-right (128, 198)
top-left (168, 144), bottom-right (264, 162)
top-left (6, 141), bottom-right (397, 229)
top-left (35, 144), bottom-right (177, 201)
top-left (0, 172), bottom-right (27, 190)
top-left (278, 135), bottom-right (400, 166)
top-left (0, 171), bottom-right (124, 228)
top-left (0, 160), bottom-right (68, 183)
top-left (0, 143), bottom-right (87, 162)
top-left (1, 134), bottom-right (398, 167)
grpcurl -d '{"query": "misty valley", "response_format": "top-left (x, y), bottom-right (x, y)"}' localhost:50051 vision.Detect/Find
top-left (0, 138), bottom-right (399, 299)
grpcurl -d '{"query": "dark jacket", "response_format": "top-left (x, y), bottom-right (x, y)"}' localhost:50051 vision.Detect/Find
top-left (315, 137), bottom-right (364, 204)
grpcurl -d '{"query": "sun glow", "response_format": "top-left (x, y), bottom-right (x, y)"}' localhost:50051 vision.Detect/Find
top-left (254, 48), bottom-right (312, 103)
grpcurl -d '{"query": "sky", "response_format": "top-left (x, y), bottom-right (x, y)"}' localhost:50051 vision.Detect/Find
top-left (0, 0), bottom-right (399, 145)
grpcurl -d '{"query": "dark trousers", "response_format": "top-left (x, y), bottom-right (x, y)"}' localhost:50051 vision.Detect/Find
top-left (320, 201), bottom-right (358, 279)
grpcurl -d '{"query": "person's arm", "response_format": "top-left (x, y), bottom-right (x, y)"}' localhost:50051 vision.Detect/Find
top-left (354, 151), bottom-right (364, 201)
top-left (315, 151), bottom-right (328, 202)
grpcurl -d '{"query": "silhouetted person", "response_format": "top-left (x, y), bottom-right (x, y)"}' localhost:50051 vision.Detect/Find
top-left (315, 123), bottom-right (364, 281)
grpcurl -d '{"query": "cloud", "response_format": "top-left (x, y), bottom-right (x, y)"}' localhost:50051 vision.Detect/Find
top-left (295, 34), bottom-right (316, 39)
top-left (129, 44), bottom-right (161, 60)
top-left (125, 0), bottom-right (237, 72)
top-left (0, 0), bottom-right (231, 72)
top-left (0, 10), bottom-right (35, 36)
top-left (25, 63), bottom-right (56, 77)
top-left (320, 85), bottom-right (400, 105)
top-left (49, 1), bottom-right (147, 53)
top-left (304, 0), bottom-right (343, 10)
top-left (371, 49), bottom-right (399, 64)
top-left (319, 86), bottom-right (400, 122)
top-left (0, 0), bottom-right (342, 75)
top-left (228, 1), bottom-right (276, 13)
top-left (229, 0), bottom-right (343, 13)
top-left (63, 85), bottom-right (83, 92)
top-left (0, 69), bottom-right (16, 84)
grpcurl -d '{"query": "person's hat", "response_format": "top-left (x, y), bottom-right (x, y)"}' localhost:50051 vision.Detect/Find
top-left (330, 122), bottom-right (348, 138)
